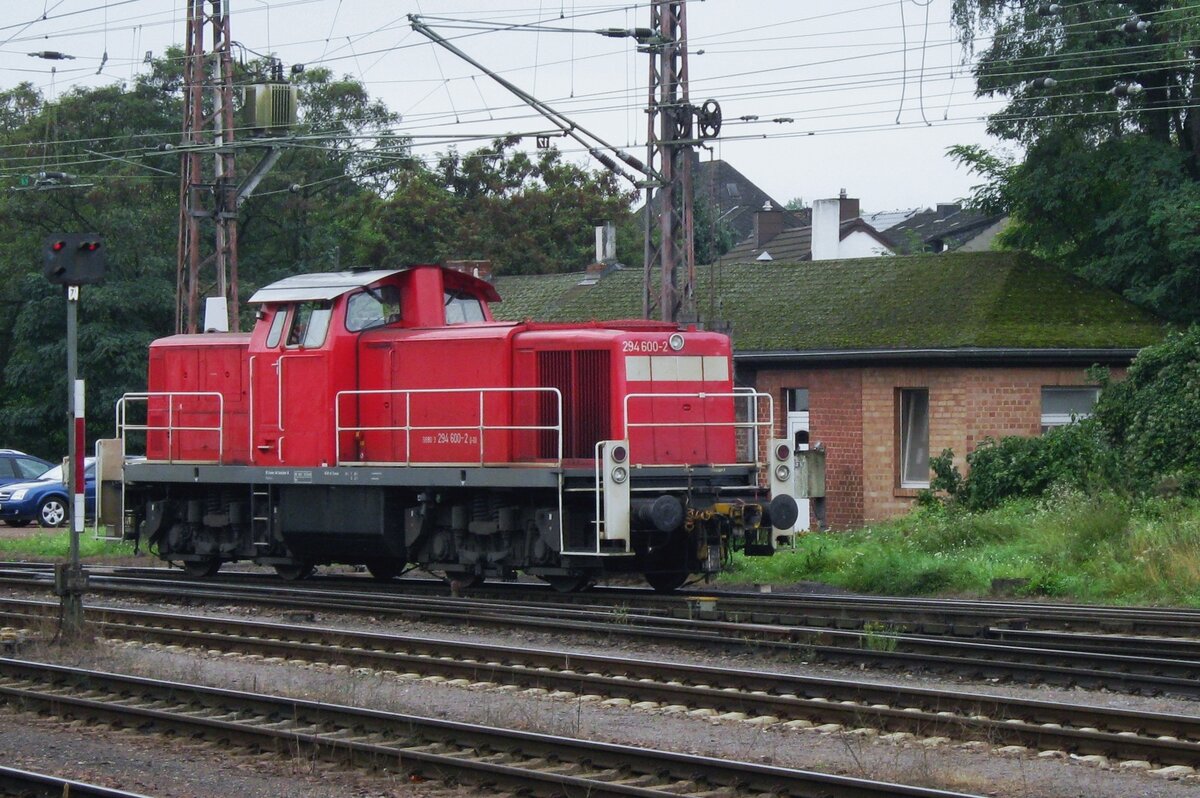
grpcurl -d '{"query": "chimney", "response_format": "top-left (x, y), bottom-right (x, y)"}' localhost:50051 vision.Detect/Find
top-left (936, 202), bottom-right (961, 218)
top-left (811, 197), bottom-right (842, 261)
top-left (595, 222), bottom-right (616, 264)
top-left (754, 201), bottom-right (785, 248)
top-left (838, 189), bottom-right (860, 222)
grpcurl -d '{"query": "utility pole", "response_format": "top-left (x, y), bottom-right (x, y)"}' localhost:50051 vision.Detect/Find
top-left (177, 0), bottom-right (239, 334)
top-left (641, 2), bottom-right (719, 322)
top-left (410, 9), bottom-right (719, 324)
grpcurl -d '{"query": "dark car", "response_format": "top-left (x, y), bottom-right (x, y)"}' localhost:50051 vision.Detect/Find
top-left (0, 457), bottom-right (95, 528)
top-left (0, 449), bottom-right (53, 490)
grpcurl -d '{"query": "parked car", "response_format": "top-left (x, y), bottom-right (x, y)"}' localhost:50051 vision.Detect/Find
top-left (0, 457), bottom-right (95, 528)
top-left (0, 449), bottom-right (53, 490)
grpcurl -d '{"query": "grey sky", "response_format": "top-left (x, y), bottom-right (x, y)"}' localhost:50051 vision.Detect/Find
top-left (1, 0), bottom-right (1008, 212)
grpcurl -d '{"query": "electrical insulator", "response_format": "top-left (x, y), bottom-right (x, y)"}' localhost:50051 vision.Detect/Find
top-left (1031, 77), bottom-right (1058, 90)
top-left (1108, 82), bottom-right (1143, 97)
top-left (1037, 3), bottom-right (1061, 15)
top-left (1117, 18), bottom-right (1150, 34)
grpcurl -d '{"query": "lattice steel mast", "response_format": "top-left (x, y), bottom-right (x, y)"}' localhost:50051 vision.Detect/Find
top-left (641, 3), bottom-right (720, 322)
top-left (177, 0), bottom-right (239, 333)
top-left (643, 1), bottom-right (693, 322)
top-left (410, 7), bottom-right (719, 324)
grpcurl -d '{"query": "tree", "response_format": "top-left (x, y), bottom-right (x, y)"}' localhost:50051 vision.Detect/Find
top-left (950, 1), bottom-right (1200, 322)
top-left (352, 138), bottom-right (638, 275)
top-left (0, 61), bottom-right (405, 456)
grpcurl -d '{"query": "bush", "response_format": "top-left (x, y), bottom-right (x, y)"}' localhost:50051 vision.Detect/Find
top-left (938, 421), bottom-right (1111, 512)
top-left (1093, 325), bottom-right (1200, 494)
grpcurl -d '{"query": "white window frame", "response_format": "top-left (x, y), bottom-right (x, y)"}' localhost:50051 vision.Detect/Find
top-left (898, 388), bottom-right (930, 489)
top-left (1040, 386), bottom-right (1100, 432)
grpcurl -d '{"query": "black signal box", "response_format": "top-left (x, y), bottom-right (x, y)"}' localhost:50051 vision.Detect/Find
top-left (43, 233), bottom-right (105, 285)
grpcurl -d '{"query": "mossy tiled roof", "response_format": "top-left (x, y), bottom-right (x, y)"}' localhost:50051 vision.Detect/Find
top-left (491, 252), bottom-right (1165, 353)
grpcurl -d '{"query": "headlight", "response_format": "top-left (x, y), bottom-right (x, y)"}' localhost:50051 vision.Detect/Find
top-left (774, 465), bottom-right (791, 482)
top-left (611, 466), bottom-right (628, 484)
top-left (668, 333), bottom-right (684, 351)
top-left (9, 489), bottom-right (27, 501)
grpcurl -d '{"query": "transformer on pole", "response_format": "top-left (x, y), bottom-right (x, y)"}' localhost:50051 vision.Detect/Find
top-left (177, 0), bottom-right (239, 334)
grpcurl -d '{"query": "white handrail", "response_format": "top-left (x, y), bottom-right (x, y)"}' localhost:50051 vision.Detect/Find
top-left (622, 390), bottom-right (774, 468)
top-left (116, 391), bottom-right (225, 463)
top-left (334, 387), bottom-right (563, 467)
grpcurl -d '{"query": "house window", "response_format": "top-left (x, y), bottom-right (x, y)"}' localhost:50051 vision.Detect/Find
top-left (898, 389), bottom-right (930, 489)
top-left (786, 388), bottom-right (810, 451)
top-left (1041, 386), bottom-right (1100, 432)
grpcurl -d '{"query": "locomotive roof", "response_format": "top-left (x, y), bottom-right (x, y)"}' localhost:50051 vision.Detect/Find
top-left (247, 266), bottom-right (503, 304)
top-left (248, 269), bottom-right (403, 304)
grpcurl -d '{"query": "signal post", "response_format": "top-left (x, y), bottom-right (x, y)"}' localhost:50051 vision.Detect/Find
top-left (44, 233), bottom-right (104, 639)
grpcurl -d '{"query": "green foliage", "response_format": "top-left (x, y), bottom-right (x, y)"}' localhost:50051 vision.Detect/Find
top-left (0, 529), bottom-right (134, 559)
top-left (0, 62), bottom-right (638, 456)
top-left (724, 493), bottom-right (1200, 606)
top-left (955, 421), bottom-right (1112, 511)
top-left (1092, 325), bottom-right (1200, 493)
top-left (351, 138), bottom-right (637, 276)
top-left (949, 2), bottom-right (1200, 323)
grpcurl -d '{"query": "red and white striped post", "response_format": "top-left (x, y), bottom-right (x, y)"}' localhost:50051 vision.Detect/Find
top-left (71, 379), bottom-right (85, 559)
top-left (59, 288), bottom-right (88, 639)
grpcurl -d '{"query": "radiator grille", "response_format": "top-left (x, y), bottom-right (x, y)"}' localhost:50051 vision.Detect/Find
top-left (538, 349), bottom-right (611, 459)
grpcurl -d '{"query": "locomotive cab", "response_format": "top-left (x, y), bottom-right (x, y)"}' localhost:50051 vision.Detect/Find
top-left (116, 265), bottom-right (798, 591)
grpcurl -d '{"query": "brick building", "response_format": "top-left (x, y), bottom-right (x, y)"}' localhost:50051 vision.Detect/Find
top-left (491, 252), bottom-right (1164, 528)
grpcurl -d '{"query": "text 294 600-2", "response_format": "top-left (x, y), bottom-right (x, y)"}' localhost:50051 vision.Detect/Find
top-left (622, 340), bottom-right (672, 354)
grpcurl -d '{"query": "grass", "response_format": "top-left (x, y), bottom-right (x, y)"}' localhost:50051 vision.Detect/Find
top-left (722, 489), bottom-right (1200, 607)
top-left (0, 528), bottom-right (136, 560)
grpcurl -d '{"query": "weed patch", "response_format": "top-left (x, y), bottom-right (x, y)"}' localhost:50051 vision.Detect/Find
top-left (724, 494), bottom-right (1200, 606)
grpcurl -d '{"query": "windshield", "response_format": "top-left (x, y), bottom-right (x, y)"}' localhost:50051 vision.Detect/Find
top-left (37, 461), bottom-right (94, 483)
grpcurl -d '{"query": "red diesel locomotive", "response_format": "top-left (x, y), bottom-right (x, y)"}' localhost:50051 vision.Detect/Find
top-left (110, 264), bottom-right (798, 591)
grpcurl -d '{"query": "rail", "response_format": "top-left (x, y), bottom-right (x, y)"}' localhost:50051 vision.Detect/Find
top-left (622, 389), bottom-right (774, 468)
top-left (333, 387), bottom-right (563, 466)
top-left (116, 391), bottom-right (225, 463)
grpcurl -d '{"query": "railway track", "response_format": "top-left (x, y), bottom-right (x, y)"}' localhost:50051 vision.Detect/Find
top-left (0, 657), bottom-right (984, 798)
top-left (2, 597), bottom-right (1199, 772)
top-left (4, 566), bottom-right (1199, 697)
top-left (10, 562), bottom-right (1200, 650)
top-left (174, 567), bottom-right (1200, 637)
top-left (0, 766), bottom-right (153, 798)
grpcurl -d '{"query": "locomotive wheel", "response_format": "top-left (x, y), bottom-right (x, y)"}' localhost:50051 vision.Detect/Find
top-left (644, 570), bottom-right (689, 593)
top-left (541, 574), bottom-right (591, 593)
top-left (181, 558), bottom-right (221, 578)
top-left (274, 562), bottom-right (315, 581)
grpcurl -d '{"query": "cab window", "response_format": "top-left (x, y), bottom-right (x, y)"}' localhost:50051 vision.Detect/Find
top-left (444, 290), bottom-right (485, 324)
top-left (265, 308), bottom-right (287, 348)
top-left (286, 301), bottom-right (332, 348)
top-left (346, 286), bottom-right (401, 332)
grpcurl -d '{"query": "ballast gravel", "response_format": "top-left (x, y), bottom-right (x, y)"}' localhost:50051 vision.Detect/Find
top-left (1, 581), bottom-right (1199, 798)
